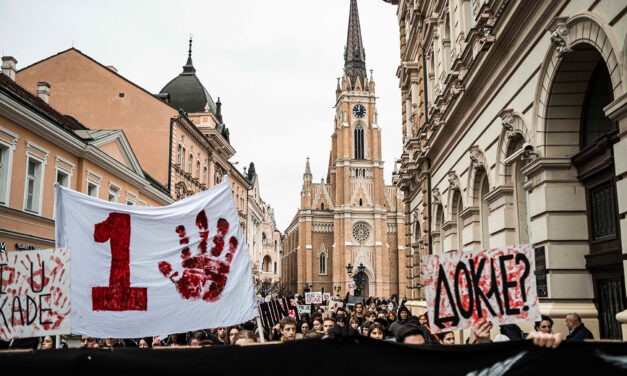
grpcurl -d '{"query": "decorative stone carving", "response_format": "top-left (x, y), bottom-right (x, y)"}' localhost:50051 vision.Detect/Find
top-left (547, 17), bottom-right (571, 57)
top-left (469, 145), bottom-right (485, 171)
top-left (447, 171), bottom-right (458, 190)
top-left (432, 189), bottom-right (441, 205)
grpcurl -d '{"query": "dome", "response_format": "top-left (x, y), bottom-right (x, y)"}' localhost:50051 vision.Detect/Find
top-left (160, 38), bottom-right (217, 114)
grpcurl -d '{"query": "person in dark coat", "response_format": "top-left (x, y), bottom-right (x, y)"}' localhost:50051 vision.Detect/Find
top-left (565, 312), bottom-right (594, 341)
top-left (388, 305), bottom-right (410, 338)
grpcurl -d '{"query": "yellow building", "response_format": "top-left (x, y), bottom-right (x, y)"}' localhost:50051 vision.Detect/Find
top-left (282, 0), bottom-right (406, 299)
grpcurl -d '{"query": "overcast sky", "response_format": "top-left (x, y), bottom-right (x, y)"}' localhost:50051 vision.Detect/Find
top-left (0, 0), bottom-right (402, 231)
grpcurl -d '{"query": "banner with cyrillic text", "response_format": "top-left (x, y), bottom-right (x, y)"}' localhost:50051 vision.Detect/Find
top-left (421, 245), bottom-right (540, 333)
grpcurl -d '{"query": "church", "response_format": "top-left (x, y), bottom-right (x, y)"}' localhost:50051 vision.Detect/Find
top-left (282, 0), bottom-right (406, 299)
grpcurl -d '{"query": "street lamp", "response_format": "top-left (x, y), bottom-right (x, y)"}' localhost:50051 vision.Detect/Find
top-left (357, 263), bottom-right (366, 274)
top-left (345, 263), bottom-right (353, 276)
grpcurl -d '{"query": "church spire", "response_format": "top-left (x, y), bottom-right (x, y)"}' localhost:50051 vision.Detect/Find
top-left (344, 0), bottom-right (367, 90)
top-left (304, 157), bottom-right (312, 179)
top-left (183, 33), bottom-right (196, 75)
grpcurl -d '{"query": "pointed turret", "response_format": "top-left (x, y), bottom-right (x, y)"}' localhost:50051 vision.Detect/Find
top-left (183, 34), bottom-right (196, 75)
top-left (304, 157), bottom-right (312, 180)
top-left (301, 157), bottom-right (312, 206)
top-left (344, 0), bottom-right (367, 91)
top-left (368, 69), bottom-right (376, 93)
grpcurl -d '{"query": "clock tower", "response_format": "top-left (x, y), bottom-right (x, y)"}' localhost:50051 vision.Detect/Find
top-left (283, 0), bottom-right (406, 300)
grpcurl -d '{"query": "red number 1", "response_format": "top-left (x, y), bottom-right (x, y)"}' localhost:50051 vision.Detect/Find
top-left (92, 212), bottom-right (147, 311)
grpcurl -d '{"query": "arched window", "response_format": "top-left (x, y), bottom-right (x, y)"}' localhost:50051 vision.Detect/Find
top-left (452, 190), bottom-right (463, 252)
top-left (359, 198), bottom-right (363, 206)
top-left (177, 145), bottom-right (182, 166)
top-left (196, 160), bottom-right (200, 178)
top-left (319, 249), bottom-right (327, 275)
top-left (188, 153), bottom-right (193, 174)
top-left (434, 204), bottom-right (444, 254)
top-left (203, 165), bottom-right (208, 185)
top-left (182, 147), bottom-right (186, 171)
top-left (321, 202), bottom-right (325, 210)
top-left (354, 124), bottom-right (364, 159)
top-left (263, 255), bottom-right (272, 273)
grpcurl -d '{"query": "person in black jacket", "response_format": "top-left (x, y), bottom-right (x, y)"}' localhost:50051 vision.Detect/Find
top-left (565, 312), bottom-right (594, 341)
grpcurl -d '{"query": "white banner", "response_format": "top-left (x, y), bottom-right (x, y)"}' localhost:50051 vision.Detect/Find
top-left (0, 248), bottom-right (70, 340)
top-left (55, 176), bottom-right (257, 338)
top-left (421, 245), bottom-right (540, 333)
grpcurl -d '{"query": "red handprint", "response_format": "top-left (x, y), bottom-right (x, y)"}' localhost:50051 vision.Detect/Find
top-left (158, 210), bottom-right (238, 302)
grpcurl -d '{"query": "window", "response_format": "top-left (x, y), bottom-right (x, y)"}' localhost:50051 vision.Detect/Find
top-left (354, 124), bottom-right (364, 159)
top-left (455, 193), bottom-right (464, 252)
top-left (87, 181), bottom-right (99, 197)
top-left (196, 160), bottom-right (200, 178)
top-left (352, 222), bottom-right (371, 243)
top-left (188, 153), bottom-right (193, 174)
top-left (56, 169), bottom-right (70, 187)
top-left (319, 251), bottom-right (327, 275)
top-left (0, 142), bottom-right (12, 205)
top-left (109, 184), bottom-right (120, 202)
top-left (126, 192), bottom-right (137, 206)
top-left (203, 163), bottom-right (208, 185)
top-left (177, 145), bottom-right (182, 165)
top-left (24, 157), bottom-right (44, 213)
top-left (590, 182), bottom-right (617, 240)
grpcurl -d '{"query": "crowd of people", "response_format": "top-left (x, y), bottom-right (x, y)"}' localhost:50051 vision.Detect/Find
top-left (0, 295), bottom-right (593, 350)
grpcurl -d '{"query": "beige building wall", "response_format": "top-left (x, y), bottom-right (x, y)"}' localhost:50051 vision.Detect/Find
top-left (0, 67), bottom-right (172, 254)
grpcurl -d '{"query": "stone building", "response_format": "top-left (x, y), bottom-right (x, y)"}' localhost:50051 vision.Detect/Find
top-left (282, 0), bottom-right (406, 299)
top-left (387, 0), bottom-right (627, 340)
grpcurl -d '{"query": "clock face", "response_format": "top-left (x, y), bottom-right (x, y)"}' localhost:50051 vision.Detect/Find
top-left (353, 104), bottom-right (366, 118)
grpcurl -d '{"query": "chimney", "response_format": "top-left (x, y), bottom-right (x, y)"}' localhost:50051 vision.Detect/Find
top-left (37, 82), bottom-right (51, 104)
top-left (1, 56), bottom-right (17, 81)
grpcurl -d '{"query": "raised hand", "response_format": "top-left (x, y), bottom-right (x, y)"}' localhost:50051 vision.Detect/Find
top-left (158, 210), bottom-right (238, 302)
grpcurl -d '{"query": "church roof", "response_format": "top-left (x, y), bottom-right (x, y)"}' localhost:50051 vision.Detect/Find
top-left (160, 36), bottom-right (217, 114)
top-left (344, 0), bottom-right (367, 89)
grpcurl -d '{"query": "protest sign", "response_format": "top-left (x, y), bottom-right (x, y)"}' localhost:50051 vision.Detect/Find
top-left (258, 297), bottom-right (298, 333)
top-left (0, 248), bottom-right (70, 340)
top-left (297, 305), bottom-right (311, 317)
top-left (421, 244), bottom-right (540, 333)
top-left (322, 292), bottom-right (330, 302)
top-left (305, 292), bottom-right (322, 304)
top-left (328, 300), bottom-right (343, 312)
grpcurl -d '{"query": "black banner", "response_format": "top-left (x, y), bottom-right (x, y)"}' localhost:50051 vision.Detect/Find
top-left (0, 337), bottom-right (625, 375)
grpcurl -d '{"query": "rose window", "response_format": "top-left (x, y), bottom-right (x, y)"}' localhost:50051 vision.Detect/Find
top-left (352, 223), bottom-right (370, 243)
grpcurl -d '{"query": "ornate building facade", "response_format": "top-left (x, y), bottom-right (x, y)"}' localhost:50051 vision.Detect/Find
top-left (282, 0), bottom-right (406, 298)
top-left (387, 0), bottom-right (627, 340)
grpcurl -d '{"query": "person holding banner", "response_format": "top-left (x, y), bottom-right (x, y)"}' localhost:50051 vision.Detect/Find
top-left (38, 336), bottom-right (56, 350)
top-left (534, 315), bottom-right (554, 334)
